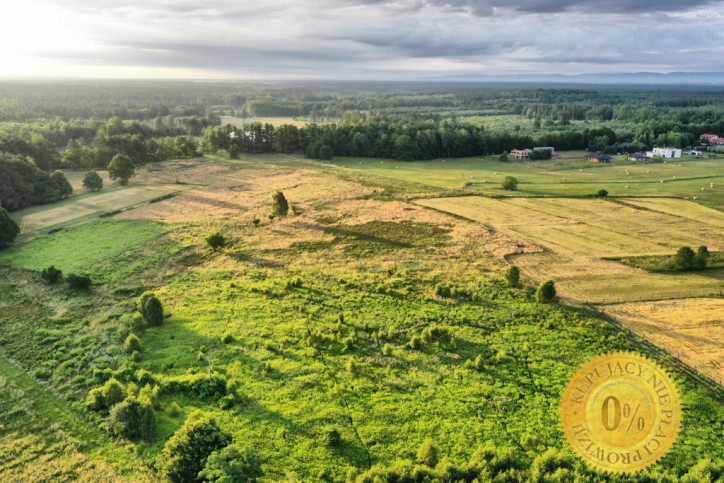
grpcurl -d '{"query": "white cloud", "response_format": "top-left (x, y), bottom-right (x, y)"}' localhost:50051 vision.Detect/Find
top-left (1, 0), bottom-right (723, 79)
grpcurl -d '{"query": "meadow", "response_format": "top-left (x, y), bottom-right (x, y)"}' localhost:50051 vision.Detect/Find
top-left (330, 155), bottom-right (724, 209)
top-left (0, 154), bottom-right (723, 481)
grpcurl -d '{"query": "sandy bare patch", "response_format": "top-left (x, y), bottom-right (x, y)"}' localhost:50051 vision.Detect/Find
top-left (602, 299), bottom-right (724, 383)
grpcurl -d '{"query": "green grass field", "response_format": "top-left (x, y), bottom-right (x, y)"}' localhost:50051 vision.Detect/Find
top-left (1, 155), bottom-right (723, 481)
top-left (330, 155), bottom-right (724, 209)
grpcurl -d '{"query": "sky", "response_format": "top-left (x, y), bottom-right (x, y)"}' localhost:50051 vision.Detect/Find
top-left (1, 0), bottom-right (724, 80)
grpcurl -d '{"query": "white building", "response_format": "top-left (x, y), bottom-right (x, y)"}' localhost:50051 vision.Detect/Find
top-left (646, 147), bottom-right (681, 159)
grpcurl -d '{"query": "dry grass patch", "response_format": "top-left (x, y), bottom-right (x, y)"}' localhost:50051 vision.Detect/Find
top-left (602, 299), bottom-right (724, 383)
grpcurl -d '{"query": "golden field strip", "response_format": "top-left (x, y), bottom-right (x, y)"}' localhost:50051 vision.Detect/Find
top-left (603, 299), bottom-right (724, 383)
top-left (416, 196), bottom-right (724, 257)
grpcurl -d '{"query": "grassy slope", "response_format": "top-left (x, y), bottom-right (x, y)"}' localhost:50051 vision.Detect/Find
top-left (0, 355), bottom-right (148, 481)
top-left (0, 155), bottom-right (722, 481)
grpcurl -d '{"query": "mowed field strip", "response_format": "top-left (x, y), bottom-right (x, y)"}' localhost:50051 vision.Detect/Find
top-left (414, 196), bottom-right (724, 302)
top-left (11, 184), bottom-right (191, 239)
top-left (603, 299), bottom-right (724, 383)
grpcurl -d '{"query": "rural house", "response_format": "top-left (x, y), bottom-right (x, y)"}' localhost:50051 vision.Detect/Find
top-left (511, 149), bottom-right (533, 160)
top-left (628, 152), bottom-right (647, 162)
top-left (647, 147), bottom-right (681, 159)
top-left (585, 152), bottom-right (612, 163)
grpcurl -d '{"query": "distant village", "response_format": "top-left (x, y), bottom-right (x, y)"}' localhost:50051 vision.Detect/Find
top-left (510, 133), bottom-right (723, 163)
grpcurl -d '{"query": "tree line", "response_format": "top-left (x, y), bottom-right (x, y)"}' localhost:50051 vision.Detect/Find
top-left (202, 118), bottom-right (675, 161)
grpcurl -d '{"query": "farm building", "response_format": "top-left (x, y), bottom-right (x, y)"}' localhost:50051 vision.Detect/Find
top-left (700, 134), bottom-right (719, 142)
top-left (647, 147), bottom-right (681, 159)
top-left (585, 152), bottom-right (612, 163)
top-left (628, 153), bottom-right (647, 162)
top-left (510, 149), bottom-right (533, 160)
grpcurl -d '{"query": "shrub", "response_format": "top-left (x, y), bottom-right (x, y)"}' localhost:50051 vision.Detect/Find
top-left (221, 332), bottom-right (235, 344)
top-left (694, 245), bottom-right (709, 270)
top-left (198, 445), bottom-right (263, 483)
top-left (501, 176), bottom-right (518, 191)
top-left (34, 367), bottom-right (52, 379)
top-left (499, 151), bottom-right (509, 162)
top-left (504, 265), bottom-right (520, 287)
top-left (136, 368), bottom-right (155, 386)
top-left (535, 280), bottom-right (556, 303)
top-left (66, 273), bottom-right (92, 291)
top-left (206, 232), bottom-right (226, 250)
top-left (168, 401), bottom-right (182, 418)
top-left (107, 396), bottom-right (156, 440)
top-left (271, 191), bottom-right (289, 217)
top-left (139, 292), bottom-right (164, 327)
top-left (157, 415), bottom-right (232, 483)
top-left (464, 354), bottom-right (485, 372)
top-left (407, 335), bottom-right (423, 350)
top-left (0, 207), bottom-right (20, 250)
top-left (125, 334), bottom-right (142, 354)
top-left (382, 343), bottom-right (393, 356)
top-left (41, 265), bottom-right (63, 284)
top-left (597, 189), bottom-right (608, 197)
top-left (417, 439), bottom-right (439, 467)
top-left (673, 246), bottom-right (696, 271)
top-left (87, 377), bottom-right (126, 411)
top-left (322, 427), bottom-right (342, 447)
top-left (83, 170), bottom-right (104, 191)
top-left (162, 373), bottom-right (228, 399)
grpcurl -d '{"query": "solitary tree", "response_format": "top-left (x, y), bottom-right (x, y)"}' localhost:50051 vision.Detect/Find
top-left (0, 207), bottom-right (20, 250)
top-left (502, 176), bottom-right (518, 191)
top-left (83, 170), bottom-right (104, 191)
top-left (206, 232), bottom-right (226, 250)
top-left (50, 170), bottom-right (73, 198)
top-left (108, 154), bottom-right (135, 185)
top-left (673, 246), bottom-right (696, 271)
top-left (499, 151), bottom-right (509, 162)
top-left (536, 280), bottom-right (556, 303)
top-left (504, 265), bottom-right (520, 288)
top-left (271, 191), bottom-right (289, 217)
top-left (157, 415), bottom-right (232, 483)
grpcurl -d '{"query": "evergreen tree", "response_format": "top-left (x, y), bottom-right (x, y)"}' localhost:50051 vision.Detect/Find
top-left (271, 191), bottom-right (289, 217)
top-left (0, 207), bottom-right (20, 250)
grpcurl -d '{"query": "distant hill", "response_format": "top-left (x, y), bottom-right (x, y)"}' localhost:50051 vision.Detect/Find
top-left (426, 71), bottom-right (724, 85)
